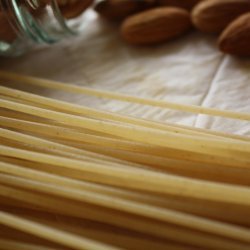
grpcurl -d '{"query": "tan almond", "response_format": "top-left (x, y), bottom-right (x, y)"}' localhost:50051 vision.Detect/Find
top-left (58, 0), bottom-right (94, 19)
top-left (218, 12), bottom-right (250, 56)
top-left (94, 0), bottom-right (156, 21)
top-left (0, 12), bottom-right (17, 43)
top-left (192, 0), bottom-right (250, 33)
top-left (157, 0), bottom-right (203, 11)
top-left (121, 7), bottom-right (191, 45)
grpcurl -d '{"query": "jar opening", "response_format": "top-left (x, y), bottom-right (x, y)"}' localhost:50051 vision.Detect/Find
top-left (0, 0), bottom-right (77, 56)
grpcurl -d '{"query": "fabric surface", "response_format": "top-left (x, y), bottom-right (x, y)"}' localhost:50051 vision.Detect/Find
top-left (0, 10), bottom-right (249, 135)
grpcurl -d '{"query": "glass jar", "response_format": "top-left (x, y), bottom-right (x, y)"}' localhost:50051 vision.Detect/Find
top-left (0, 0), bottom-right (92, 56)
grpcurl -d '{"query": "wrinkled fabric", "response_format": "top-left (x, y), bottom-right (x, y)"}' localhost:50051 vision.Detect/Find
top-left (0, 10), bottom-right (249, 135)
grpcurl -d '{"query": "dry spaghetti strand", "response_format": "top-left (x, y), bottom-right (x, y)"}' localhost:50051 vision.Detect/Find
top-left (0, 211), bottom-right (119, 250)
top-left (0, 70), bottom-right (249, 120)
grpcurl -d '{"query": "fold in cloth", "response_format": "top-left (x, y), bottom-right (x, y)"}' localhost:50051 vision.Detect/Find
top-left (0, 10), bottom-right (249, 135)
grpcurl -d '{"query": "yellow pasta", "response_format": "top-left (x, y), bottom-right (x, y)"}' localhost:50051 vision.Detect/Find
top-left (0, 211), bottom-right (118, 250)
top-left (0, 71), bottom-right (250, 250)
top-left (1, 70), bottom-right (250, 121)
top-left (1, 164), bottom-right (250, 244)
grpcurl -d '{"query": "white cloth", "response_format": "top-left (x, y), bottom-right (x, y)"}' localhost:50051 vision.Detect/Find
top-left (0, 10), bottom-right (249, 135)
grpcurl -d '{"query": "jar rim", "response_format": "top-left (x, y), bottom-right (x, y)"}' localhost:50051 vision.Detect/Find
top-left (0, 0), bottom-right (77, 56)
top-left (11, 0), bottom-right (76, 44)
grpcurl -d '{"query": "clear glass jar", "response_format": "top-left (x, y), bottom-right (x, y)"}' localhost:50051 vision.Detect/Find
top-left (0, 0), bottom-right (91, 56)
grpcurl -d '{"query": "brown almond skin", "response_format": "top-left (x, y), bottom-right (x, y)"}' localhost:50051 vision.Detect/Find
top-left (58, 0), bottom-right (94, 19)
top-left (157, 0), bottom-right (202, 11)
top-left (94, 0), bottom-right (156, 21)
top-left (121, 7), bottom-right (192, 45)
top-left (218, 13), bottom-right (250, 56)
top-left (0, 12), bottom-right (17, 43)
top-left (192, 0), bottom-right (250, 33)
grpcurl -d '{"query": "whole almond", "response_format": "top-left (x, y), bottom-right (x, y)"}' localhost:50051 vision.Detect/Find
top-left (121, 7), bottom-right (191, 45)
top-left (192, 0), bottom-right (250, 33)
top-left (0, 12), bottom-right (17, 43)
top-left (157, 0), bottom-right (202, 11)
top-left (218, 12), bottom-right (250, 56)
top-left (58, 0), bottom-right (93, 19)
top-left (94, 0), bottom-right (156, 21)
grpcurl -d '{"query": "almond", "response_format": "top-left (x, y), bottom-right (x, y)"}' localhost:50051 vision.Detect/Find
top-left (58, 0), bottom-right (93, 19)
top-left (192, 0), bottom-right (250, 33)
top-left (218, 12), bottom-right (250, 56)
top-left (94, 0), bottom-right (156, 21)
top-left (121, 7), bottom-right (191, 45)
top-left (0, 12), bottom-right (17, 43)
top-left (157, 0), bottom-right (202, 11)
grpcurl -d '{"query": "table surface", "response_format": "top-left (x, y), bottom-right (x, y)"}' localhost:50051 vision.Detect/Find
top-left (0, 10), bottom-right (249, 136)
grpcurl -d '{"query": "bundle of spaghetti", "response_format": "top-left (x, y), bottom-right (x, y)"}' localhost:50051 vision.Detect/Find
top-left (0, 71), bottom-right (250, 250)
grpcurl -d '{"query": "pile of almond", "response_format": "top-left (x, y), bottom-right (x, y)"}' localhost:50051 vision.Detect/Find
top-left (1, 0), bottom-right (249, 57)
top-left (94, 0), bottom-right (250, 56)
